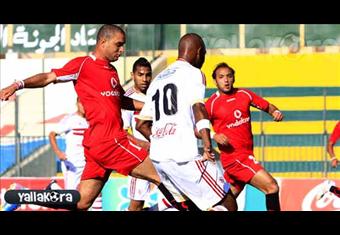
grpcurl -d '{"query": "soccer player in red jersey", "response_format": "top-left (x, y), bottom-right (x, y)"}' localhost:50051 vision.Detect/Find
top-left (317, 121), bottom-right (340, 199)
top-left (205, 62), bottom-right (284, 211)
top-left (0, 24), bottom-right (183, 211)
top-left (327, 121), bottom-right (340, 168)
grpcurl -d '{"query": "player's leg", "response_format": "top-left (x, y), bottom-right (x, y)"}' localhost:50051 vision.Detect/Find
top-left (99, 137), bottom-right (186, 211)
top-left (129, 156), bottom-right (187, 210)
top-left (90, 193), bottom-right (103, 211)
top-left (223, 171), bottom-right (245, 198)
top-left (76, 178), bottom-right (105, 210)
top-left (73, 165), bottom-right (103, 211)
top-left (66, 167), bottom-right (80, 190)
top-left (128, 199), bottom-right (144, 211)
top-left (127, 176), bottom-right (150, 211)
top-left (213, 189), bottom-right (237, 211)
top-left (223, 154), bottom-right (280, 211)
top-left (153, 158), bottom-right (236, 211)
top-left (249, 169), bottom-right (280, 211)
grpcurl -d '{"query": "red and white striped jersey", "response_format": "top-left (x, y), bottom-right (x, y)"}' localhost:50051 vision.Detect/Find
top-left (55, 113), bottom-right (88, 167)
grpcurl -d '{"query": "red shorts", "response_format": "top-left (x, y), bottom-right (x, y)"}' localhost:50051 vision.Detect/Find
top-left (221, 153), bottom-right (263, 192)
top-left (81, 136), bottom-right (148, 181)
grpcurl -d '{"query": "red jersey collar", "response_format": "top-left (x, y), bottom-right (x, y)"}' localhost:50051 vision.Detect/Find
top-left (217, 88), bottom-right (237, 97)
top-left (89, 53), bottom-right (110, 65)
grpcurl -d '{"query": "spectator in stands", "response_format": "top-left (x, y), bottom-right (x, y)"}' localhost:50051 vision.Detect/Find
top-left (0, 24), bottom-right (182, 211)
top-left (47, 97), bottom-right (102, 210)
top-left (204, 62), bottom-right (284, 211)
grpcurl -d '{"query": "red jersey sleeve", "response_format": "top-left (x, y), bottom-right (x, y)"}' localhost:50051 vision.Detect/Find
top-left (242, 88), bottom-right (269, 111)
top-left (52, 56), bottom-right (89, 81)
top-left (329, 121), bottom-right (340, 144)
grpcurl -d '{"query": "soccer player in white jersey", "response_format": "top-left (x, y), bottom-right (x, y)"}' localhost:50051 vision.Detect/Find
top-left (136, 33), bottom-right (237, 211)
top-left (48, 98), bottom-right (102, 210)
top-left (122, 57), bottom-right (154, 211)
top-left (122, 57), bottom-right (177, 211)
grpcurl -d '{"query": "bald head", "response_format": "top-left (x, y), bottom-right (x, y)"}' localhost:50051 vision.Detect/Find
top-left (178, 33), bottom-right (206, 68)
top-left (96, 24), bottom-right (125, 43)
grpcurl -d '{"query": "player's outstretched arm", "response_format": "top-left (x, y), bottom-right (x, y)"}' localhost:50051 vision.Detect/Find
top-left (268, 103), bottom-right (284, 122)
top-left (0, 72), bottom-right (57, 101)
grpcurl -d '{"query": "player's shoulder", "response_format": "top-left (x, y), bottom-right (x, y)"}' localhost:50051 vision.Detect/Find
top-left (176, 61), bottom-right (201, 76)
top-left (68, 55), bottom-right (91, 64)
top-left (124, 87), bottom-right (135, 97)
top-left (168, 60), bottom-right (200, 76)
top-left (206, 91), bottom-right (220, 103)
top-left (236, 88), bottom-right (255, 99)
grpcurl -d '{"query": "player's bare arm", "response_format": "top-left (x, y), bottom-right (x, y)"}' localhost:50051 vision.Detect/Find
top-left (48, 131), bottom-right (67, 161)
top-left (194, 126), bottom-right (229, 146)
top-left (0, 72), bottom-right (57, 101)
top-left (135, 119), bottom-right (152, 142)
top-left (121, 96), bottom-right (144, 111)
top-left (192, 102), bottom-right (215, 162)
top-left (268, 103), bottom-right (284, 122)
top-left (327, 140), bottom-right (339, 168)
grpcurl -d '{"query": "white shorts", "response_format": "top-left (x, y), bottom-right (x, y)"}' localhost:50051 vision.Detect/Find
top-left (127, 176), bottom-right (152, 201)
top-left (61, 161), bottom-right (84, 190)
top-left (152, 156), bottom-right (229, 211)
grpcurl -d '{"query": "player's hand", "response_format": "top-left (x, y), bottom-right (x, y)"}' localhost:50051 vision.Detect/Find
top-left (56, 151), bottom-right (67, 161)
top-left (0, 85), bottom-right (17, 101)
top-left (201, 147), bottom-right (215, 162)
top-left (63, 160), bottom-right (77, 172)
top-left (272, 110), bottom-right (284, 122)
top-left (331, 157), bottom-right (339, 168)
top-left (213, 133), bottom-right (229, 146)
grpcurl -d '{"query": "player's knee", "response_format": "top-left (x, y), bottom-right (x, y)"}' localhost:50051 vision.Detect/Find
top-left (265, 179), bottom-right (279, 194)
top-left (77, 200), bottom-right (92, 211)
top-left (128, 200), bottom-right (145, 211)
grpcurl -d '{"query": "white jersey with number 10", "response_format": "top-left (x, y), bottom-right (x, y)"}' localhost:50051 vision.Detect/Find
top-left (139, 60), bottom-right (206, 163)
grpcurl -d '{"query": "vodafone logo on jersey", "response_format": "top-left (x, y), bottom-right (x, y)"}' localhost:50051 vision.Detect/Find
top-left (226, 109), bottom-right (250, 129)
top-left (234, 110), bottom-right (242, 119)
top-left (111, 77), bottom-right (118, 88)
top-left (100, 77), bottom-right (120, 97)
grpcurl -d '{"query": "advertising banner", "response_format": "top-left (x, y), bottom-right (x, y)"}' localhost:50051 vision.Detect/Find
top-left (0, 177), bottom-right (64, 211)
top-left (280, 178), bottom-right (340, 211)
